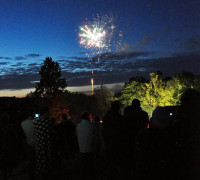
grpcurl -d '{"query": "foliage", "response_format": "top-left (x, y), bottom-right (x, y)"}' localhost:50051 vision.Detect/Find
top-left (119, 71), bottom-right (200, 116)
top-left (119, 77), bottom-right (148, 109)
top-left (94, 85), bottom-right (115, 116)
top-left (26, 57), bottom-right (68, 120)
top-left (34, 57), bottom-right (67, 98)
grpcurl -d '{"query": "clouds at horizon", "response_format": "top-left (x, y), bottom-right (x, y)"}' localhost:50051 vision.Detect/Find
top-left (0, 51), bottom-right (200, 90)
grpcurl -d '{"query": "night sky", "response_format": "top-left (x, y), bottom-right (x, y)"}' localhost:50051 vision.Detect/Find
top-left (0, 0), bottom-right (200, 96)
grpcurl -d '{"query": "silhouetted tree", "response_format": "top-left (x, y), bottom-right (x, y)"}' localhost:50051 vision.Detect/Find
top-left (35, 57), bottom-right (67, 98)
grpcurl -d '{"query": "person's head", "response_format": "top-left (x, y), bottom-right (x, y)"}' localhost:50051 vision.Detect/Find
top-left (150, 107), bottom-right (170, 128)
top-left (124, 105), bottom-right (132, 115)
top-left (111, 101), bottom-right (120, 113)
top-left (180, 88), bottom-right (200, 111)
top-left (81, 111), bottom-right (90, 121)
top-left (132, 99), bottom-right (141, 110)
top-left (180, 88), bottom-right (200, 128)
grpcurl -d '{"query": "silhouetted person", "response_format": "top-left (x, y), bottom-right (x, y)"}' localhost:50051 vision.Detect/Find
top-left (56, 114), bottom-right (76, 160)
top-left (0, 112), bottom-right (18, 179)
top-left (122, 105), bottom-right (137, 179)
top-left (150, 107), bottom-right (168, 128)
top-left (102, 101), bottom-right (124, 179)
top-left (122, 99), bottom-right (149, 179)
top-left (131, 99), bottom-right (149, 132)
top-left (33, 107), bottom-right (56, 180)
top-left (123, 99), bottom-right (149, 156)
top-left (173, 88), bottom-right (200, 180)
top-left (135, 106), bottom-right (181, 180)
top-left (21, 112), bottom-right (35, 180)
top-left (76, 111), bottom-right (95, 179)
top-left (9, 109), bottom-right (26, 158)
top-left (94, 116), bottom-right (102, 159)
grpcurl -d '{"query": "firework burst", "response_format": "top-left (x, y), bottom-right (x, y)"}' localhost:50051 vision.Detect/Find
top-left (79, 25), bottom-right (106, 48)
top-left (78, 14), bottom-right (122, 55)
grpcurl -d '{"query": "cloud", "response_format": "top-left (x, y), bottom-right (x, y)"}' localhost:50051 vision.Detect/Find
top-left (15, 56), bottom-right (27, 60)
top-left (0, 57), bottom-right (12, 60)
top-left (11, 63), bottom-right (25, 67)
top-left (0, 74), bottom-right (39, 90)
top-left (117, 43), bottom-right (133, 52)
top-left (91, 51), bottom-right (154, 61)
top-left (135, 35), bottom-right (152, 48)
top-left (143, 52), bottom-right (200, 76)
top-left (28, 63), bottom-right (39, 66)
top-left (5, 57), bottom-right (12, 60)
top-left (58, 56), bottom-right (68, 59)
top-left (0, 62), bottom-right (9, 65)
top-left (186, 34), bottom-right (200, 50)
top-left (69, 56), bottom-right (89, 61)
top-left (25, 54), bottom-right (41, 58)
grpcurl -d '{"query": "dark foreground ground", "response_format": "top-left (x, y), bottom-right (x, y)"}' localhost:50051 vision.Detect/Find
top-left (0, 154), bottom-right (108, 180)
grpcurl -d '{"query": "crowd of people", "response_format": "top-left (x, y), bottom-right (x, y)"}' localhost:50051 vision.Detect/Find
top-left (0, 88), bottom-right (200, 180)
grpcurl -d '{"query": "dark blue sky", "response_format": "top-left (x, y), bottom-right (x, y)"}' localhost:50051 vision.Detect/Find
top-left (0, 0), bottom-right (200, 93)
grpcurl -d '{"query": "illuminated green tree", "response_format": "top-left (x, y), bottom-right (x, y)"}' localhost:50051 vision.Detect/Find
top-left (145, 72), bottom-right (164, 114)
top-left (119, 77), bottom-right (148, 109)
top-left (119, 71), bottom-right (199, 116)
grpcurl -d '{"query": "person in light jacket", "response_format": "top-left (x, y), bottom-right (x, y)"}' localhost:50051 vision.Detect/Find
top-left (76, 111), bottom-right (95, 178)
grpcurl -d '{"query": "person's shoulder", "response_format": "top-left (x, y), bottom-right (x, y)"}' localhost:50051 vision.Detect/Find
top-left (77, 119), bottom-right (85, 126)
top-left (21, 118), bottom-right (31, 126)
top-left (141, 109), bottom-right (148, 116)
top-left (21, 119), bottom-right (27, 126)
top-left (84, 120), bottom-right (94, 128)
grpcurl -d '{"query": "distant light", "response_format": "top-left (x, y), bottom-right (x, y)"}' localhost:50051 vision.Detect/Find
top-left (91, 78), bottom-right (94, 84)
top-left (91, 78), bottom-right (94, 95)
